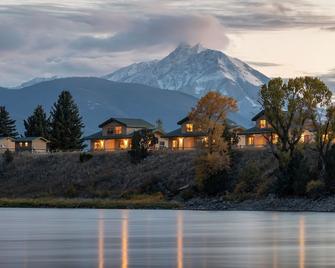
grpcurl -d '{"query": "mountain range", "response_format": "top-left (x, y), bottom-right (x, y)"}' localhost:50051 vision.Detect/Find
top-left (2, 44), bottom-right (274, 134)
top-left (0, 77), bottom-right (198, 134)
top-left (104, 43), bottom-right (270, 123)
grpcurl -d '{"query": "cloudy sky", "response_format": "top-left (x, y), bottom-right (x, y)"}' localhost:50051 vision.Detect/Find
top-left (0, 0), bottom-right (335, 87)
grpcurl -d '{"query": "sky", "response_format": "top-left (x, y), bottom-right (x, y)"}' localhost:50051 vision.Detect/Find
top-left (0, 0), bottom-right (335, 87)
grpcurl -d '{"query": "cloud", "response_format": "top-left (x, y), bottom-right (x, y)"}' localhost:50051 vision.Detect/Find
top-left (247, 61), bottom-right (282, 67)
top-left (71, 15), bottom-right (229, 52)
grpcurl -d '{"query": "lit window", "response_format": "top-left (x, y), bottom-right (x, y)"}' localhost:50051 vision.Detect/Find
top-left (115, 126), bottom-right (122, 135)
top-left (94, 140), bottom-right (104, 150)
top-left (322, 134), bottom-right (329, 142)
top-left (272, 134), bottom-right (279, 144)
top-left (185, 123), bottom-right (193, 132)
top-left (25, 142), bottom-right (29, 147)
top-left (19, 142), bottom-right (23, 147)
top-left (172, 140), bottom-right (178, 149)
top-left (178, 138), bottom-right (184, 148)
top-left (247, 136), bottom-right (255, 145)
top-left (259, 119), bottom-right (267, 129)
top-left (120, 139), bottom-right (130, 149)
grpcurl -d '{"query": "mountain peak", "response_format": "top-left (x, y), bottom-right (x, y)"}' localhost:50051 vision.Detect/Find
top-left (173, 43), bottom-right (207, 55)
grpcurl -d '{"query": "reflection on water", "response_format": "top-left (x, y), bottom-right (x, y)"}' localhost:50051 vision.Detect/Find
top-left (177, 211), bottom-right (183, 268)
top-left (122, 210), bottom-right (128, 268)
top-left (1, 209), bottom-right (335, 268)
top-left (98, 211), bottom-right (104, 268)
top-left (299, 217), bottom-right (305, 268)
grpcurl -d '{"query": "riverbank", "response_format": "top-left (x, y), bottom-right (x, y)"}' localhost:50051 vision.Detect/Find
top-left (185, 196), bottom-right (335, 212)
top-left (0, 195), bottom-right (181, 209)
top-left (1, 196), bottom-right (335, 212)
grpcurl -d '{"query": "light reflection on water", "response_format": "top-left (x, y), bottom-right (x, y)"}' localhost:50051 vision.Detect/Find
top-left (0, 209), bottom-right (335, 268)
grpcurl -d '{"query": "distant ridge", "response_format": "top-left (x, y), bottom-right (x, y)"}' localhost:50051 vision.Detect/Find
top-left (0, 77), bottom-right (199, 134)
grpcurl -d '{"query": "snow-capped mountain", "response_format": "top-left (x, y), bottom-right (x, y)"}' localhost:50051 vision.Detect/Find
top-left (13, 76), bottom-right (59, 89)
top-left (104, 43), bottom-right (270, 126)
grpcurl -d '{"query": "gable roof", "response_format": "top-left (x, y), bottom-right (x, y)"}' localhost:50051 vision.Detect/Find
top-left (15, 137), bottom-right (50, 143)
top-left (238, 127), bottom-right (273, 135)
top-left (0, 136), bottom-right (15, 141)
top-left (177, 116), bottom-right (242, 129)
top-left (84, 131), bottom-right (133, 140)
top-left (163, 128), bottom-right (206, 138)
top-left (98, 117), bottom-right (154, 129)
top-left (251, 110), bottom-right (265, 121)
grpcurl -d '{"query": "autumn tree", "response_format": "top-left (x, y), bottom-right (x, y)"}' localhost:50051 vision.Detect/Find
top-left (24, 105), bottom-right (51, 139)
top-left (0, 106), bottom-right (18, 138)
top-left (189, 91), bottom-right (238, 194)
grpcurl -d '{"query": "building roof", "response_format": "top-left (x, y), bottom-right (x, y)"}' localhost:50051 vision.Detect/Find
top-left (177, 116), bottom-right (242, 129)
top-left (163, 128), bottom-right (206, 138)
top-left (0, 136), bottom-right (15, 141)
top-left (251, 110), bottom-right (265, 121)
top-left (84, 131), bottom-right (133, 141)
top-left (15, 137), bottom-right (50, 142)
top-left (98, 117), bottom-right (154, 129)
top-left (238, 127), bottom-right (274, 135)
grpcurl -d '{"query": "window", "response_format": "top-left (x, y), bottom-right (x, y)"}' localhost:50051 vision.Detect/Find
top-left (94, 140), bottom-right (104, 150)
top-left (247, 136), bottom-right (255, 146)
top-left (120, 139), bottom-right (130, 149)
top-left (19, 142), bottom-right (23, 147)
top-left (185, 123), bottom-right (193, 132)
top-left (107, 128), bottom-right (114, 135)
top-left (114, 126), bottom-right (122, 135)
top-left (172, 140), bottom-right (178, 149)
top-left (25, 142), bottom-right (29, 147)
top-left (272, 134), bottom-right (279, 144)
top-left (159, 141), bottom-right (165, 148)
top-left (259, 119), bottom-right (267, 129)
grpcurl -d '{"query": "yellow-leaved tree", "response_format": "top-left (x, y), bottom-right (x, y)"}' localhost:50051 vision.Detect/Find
top-left (189, 91), bottom-right (238, 194)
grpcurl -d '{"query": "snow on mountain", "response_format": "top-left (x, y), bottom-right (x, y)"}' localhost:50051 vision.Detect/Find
top-left (13, 76), bottom-right (59, 89)
top-left (104, 43), bottom-right (270, 126)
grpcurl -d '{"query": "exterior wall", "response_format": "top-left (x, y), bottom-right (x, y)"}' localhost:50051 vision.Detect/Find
top-left (168, 137), bottom-right (199, 150)
top-left (125, 127), bottom-right (143, 135)
top-left (180, 121), bottom-right (197, 134)
top-left (90, 138), bottom-right (132, 152)
top-left (0, 138), bottom-right (15, 152)
top-left (105, 139), bottom-right (116, 151)
top-left (16, 141), bottom-right (32, 152)
top-left (31, 140), bottom-right (48, 153)
top-left (237, 135), bottom-right (246, 147)
top-left (102, 122), bottom-right (126, 136)
top-left (255, 115), bottom-right (272, 129)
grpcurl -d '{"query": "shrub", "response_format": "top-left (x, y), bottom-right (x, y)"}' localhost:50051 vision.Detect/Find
top-left (79, 152), bottom-right (93, 163)
top-left (306, 180), bottom-right (326, 199)
top-left (3, 149), bottom-right (14, 164)
top-left (275, 150), bottom-right (311, 196)
top-left (195, 152), bottom-right (230, 195)
top-left (325, 145), bottom-right (335, 191)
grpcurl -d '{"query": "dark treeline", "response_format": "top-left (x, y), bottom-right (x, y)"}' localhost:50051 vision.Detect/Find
top-left (0, 90), bottom-right (85, 151)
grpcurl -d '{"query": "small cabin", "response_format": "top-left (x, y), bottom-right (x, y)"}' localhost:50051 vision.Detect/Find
top-left (85, 117), bottom-right (162, 152)
top-left (15, 137), bottom-right (50, 153)
top-left (0, 137), bottom-right (16, 152)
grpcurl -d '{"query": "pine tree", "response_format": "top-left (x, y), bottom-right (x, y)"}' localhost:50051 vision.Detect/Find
top-left (0, 106), bottom-right (18, 138)
top-left (24, 105), bottom-right (50, 139)
top-left (49, 91), bottom-right (85, 151)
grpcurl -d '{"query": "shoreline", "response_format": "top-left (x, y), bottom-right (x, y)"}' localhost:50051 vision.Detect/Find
top-left (1, 196), bottom-right (335, 212)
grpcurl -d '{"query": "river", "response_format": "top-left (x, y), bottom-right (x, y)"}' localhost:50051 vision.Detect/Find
top-left (0, 208), bottom-right (334, 267)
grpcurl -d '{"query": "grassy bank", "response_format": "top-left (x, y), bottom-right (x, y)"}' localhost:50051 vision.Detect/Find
top-left (0, 194), bottom-right (181, 209)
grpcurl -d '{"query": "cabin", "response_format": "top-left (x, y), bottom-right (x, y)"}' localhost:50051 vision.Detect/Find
top-left (85, 117), bottom-right (166, 152)
top-left (15, 137), bottom-right (50, 153)
top-left (0, 137), bottom-right (16, 152)
top-left (163, 116), bottom-right (206, 150)
top-left (237, 110), bottom-right (315, 148)
top-left (164, 116), bottom-right (243, 150)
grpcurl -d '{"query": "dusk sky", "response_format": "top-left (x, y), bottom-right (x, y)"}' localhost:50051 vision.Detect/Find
top-left (1, 0), bottom-right (335, 87)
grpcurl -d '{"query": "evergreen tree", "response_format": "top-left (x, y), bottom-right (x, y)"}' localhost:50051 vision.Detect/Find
top-left (24, 105), bottom-right (50, 139)
top-left (0, 106), bottom-right (18, 138)
top-left (49, 91), bottom-right (84, 151)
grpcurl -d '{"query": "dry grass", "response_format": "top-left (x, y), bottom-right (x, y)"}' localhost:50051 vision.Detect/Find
top-left (0, 151), bottom-right (196, 199)
top-left (0, 194), bottom-right (181, 209)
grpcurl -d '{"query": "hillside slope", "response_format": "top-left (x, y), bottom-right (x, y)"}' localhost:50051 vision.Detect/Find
top-left (0, 77), bottom-right (199, 133)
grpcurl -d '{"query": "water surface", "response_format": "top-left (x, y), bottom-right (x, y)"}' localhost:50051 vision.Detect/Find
top-left (0, 208), bottom-right (334, 267)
